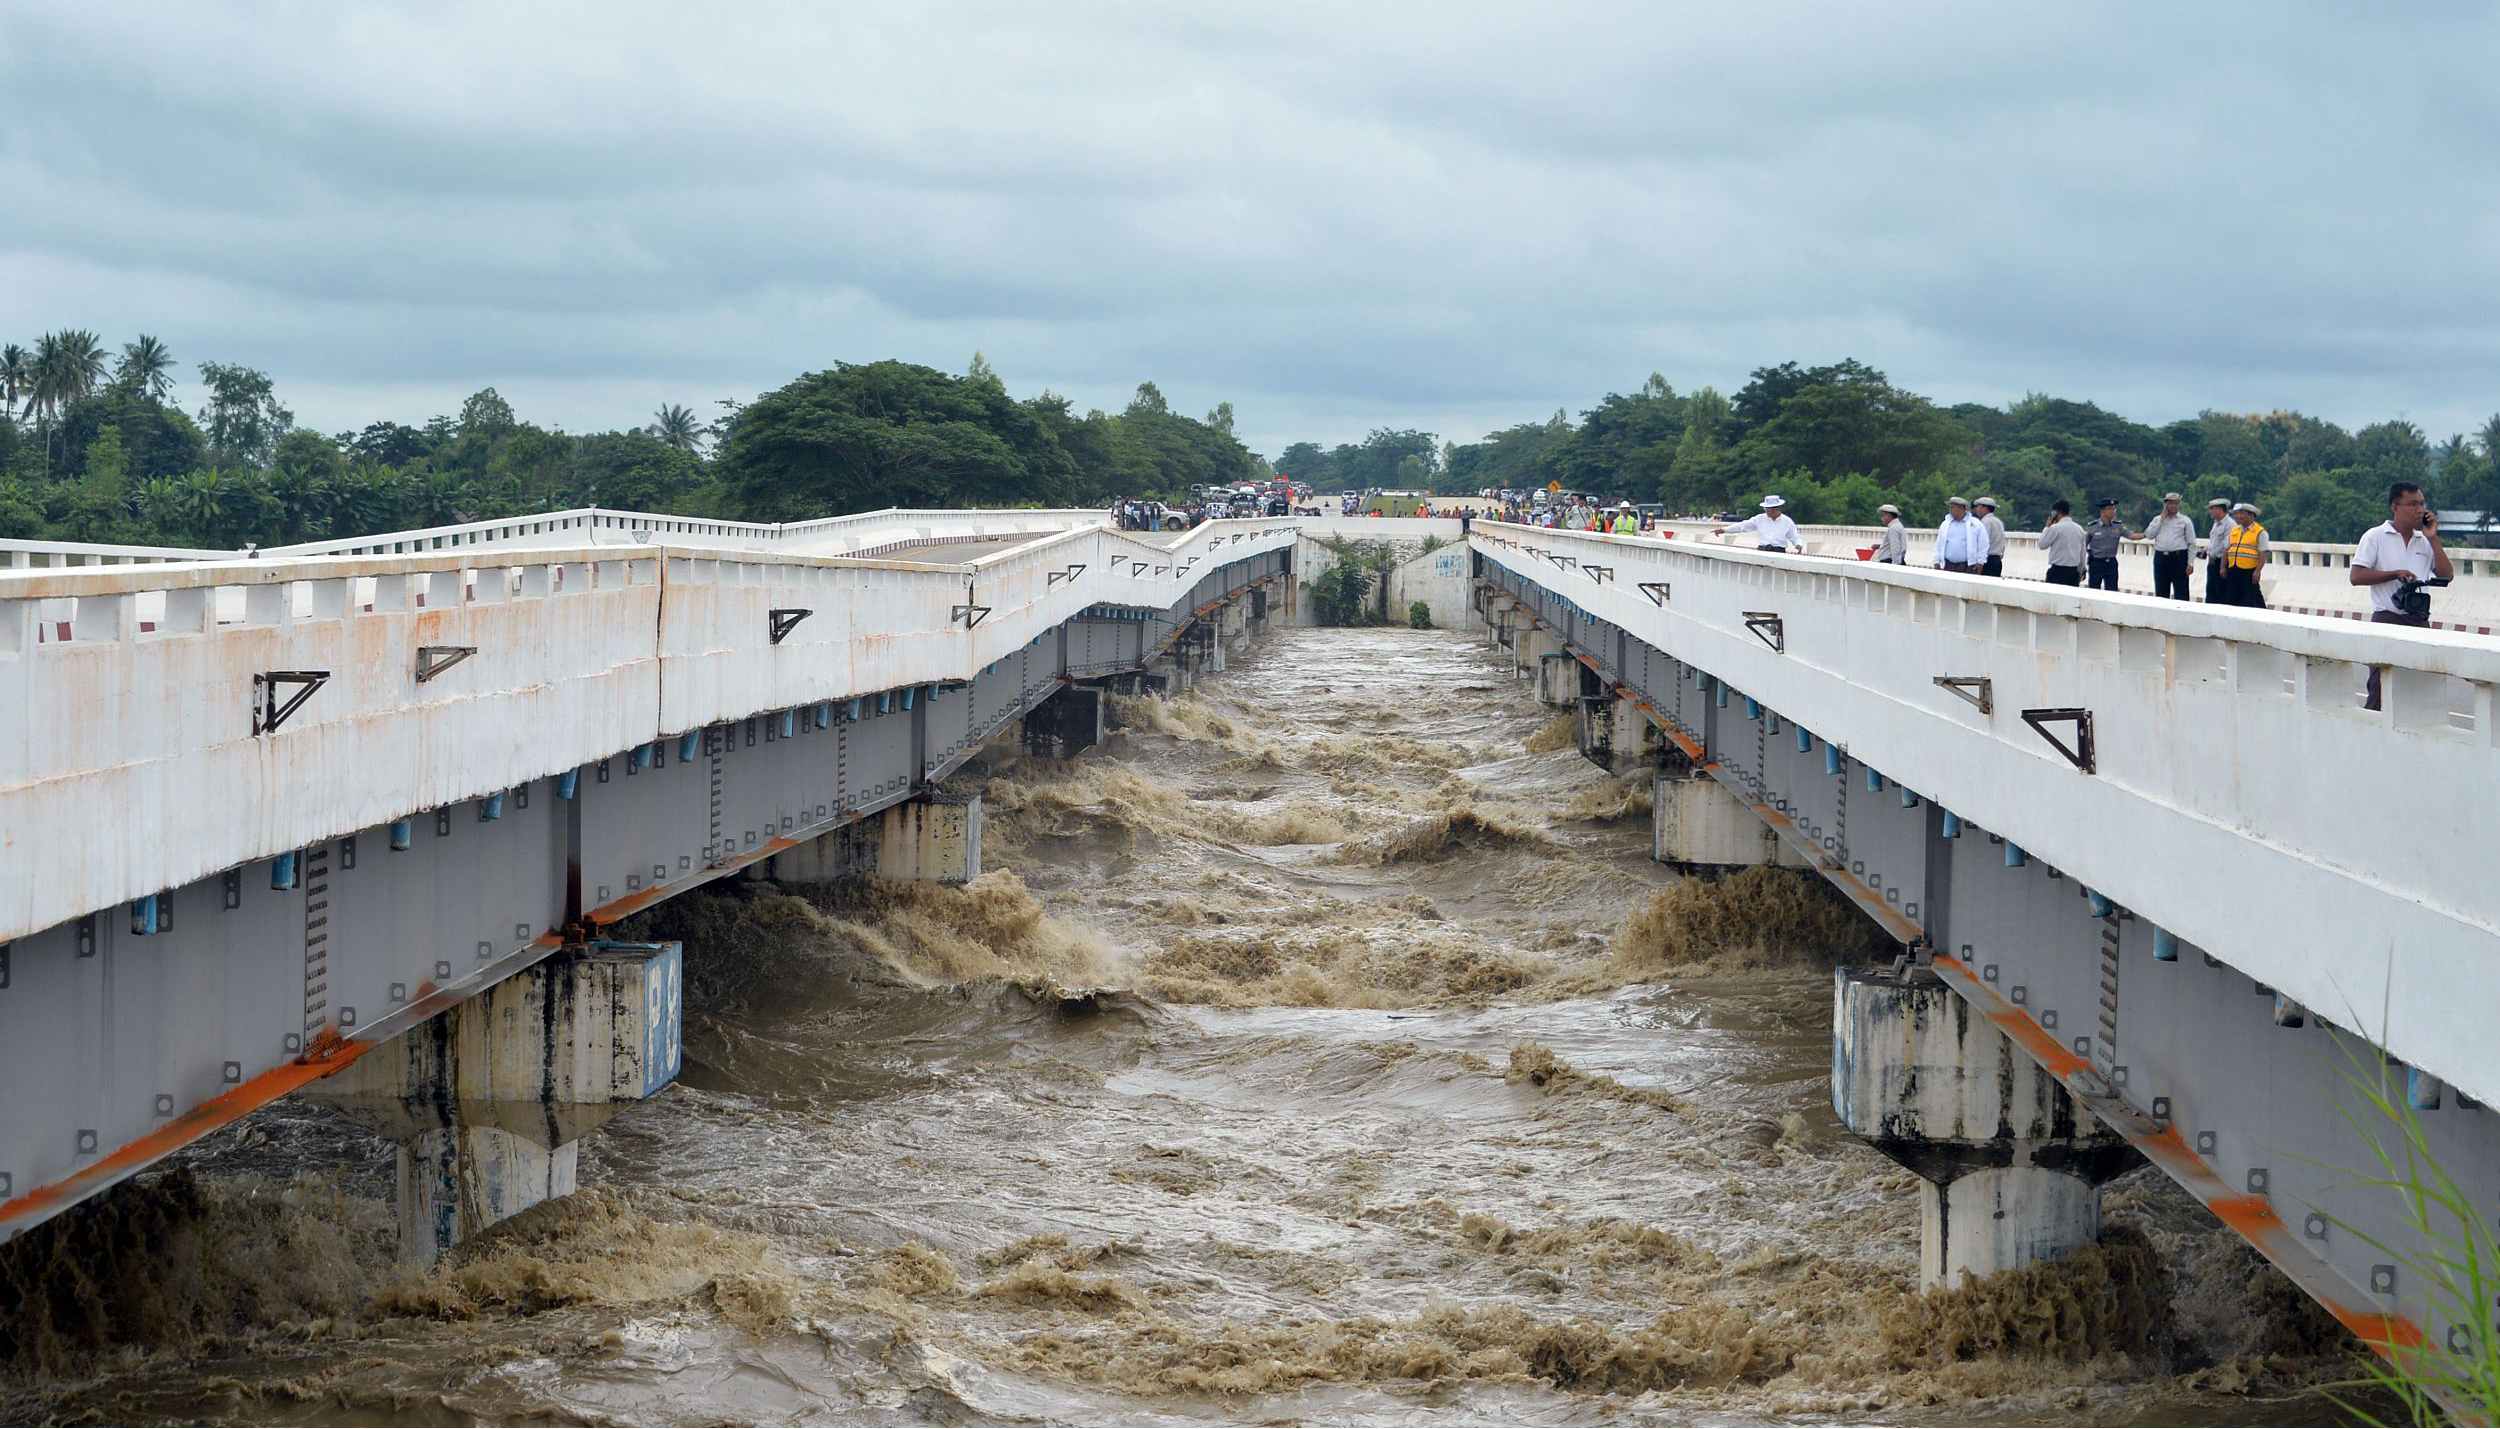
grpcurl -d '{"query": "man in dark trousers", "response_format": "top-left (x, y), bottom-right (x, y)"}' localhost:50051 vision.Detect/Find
top-left (2351, 481), bottom-right (2452, 710)
top-left (2038, 500), bottom-right (2084, 585)
top-left (2136, 492), bottom-right (2196, 600)
top-left (2084, 498), bottom-right (2125, 591)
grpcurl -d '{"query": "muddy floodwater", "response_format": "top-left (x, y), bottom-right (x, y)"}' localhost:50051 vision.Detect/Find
top-left (2, 627), bottom-right (2373, 1425)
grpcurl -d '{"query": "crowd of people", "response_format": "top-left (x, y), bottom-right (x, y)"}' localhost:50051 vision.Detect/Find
top-left (1710, 483), bottom-right (2456, 641)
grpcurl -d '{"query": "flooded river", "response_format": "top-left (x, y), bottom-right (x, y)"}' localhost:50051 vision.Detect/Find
top-left (1, 626), bottom-right (2368, 1424)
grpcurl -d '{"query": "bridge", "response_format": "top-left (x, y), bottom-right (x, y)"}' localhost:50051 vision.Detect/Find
top-left (1, 506), bottom-right (2494, 1370)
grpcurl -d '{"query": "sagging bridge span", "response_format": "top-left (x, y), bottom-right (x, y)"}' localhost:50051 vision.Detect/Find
top-left (1, 505), bottom-right (2494, 1373)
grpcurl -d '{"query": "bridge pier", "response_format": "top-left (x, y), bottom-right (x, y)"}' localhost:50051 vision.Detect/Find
top-left (1652, 765), bottom-right (1808, 871)
top-left (1022, 684), bottom-right (1105, 759)
top-left (306, 940), bottom-right (683, 1265)
top-left (768, 793), bottom-right (984, 886)
top-left (1832, 966), bottom-right (2140, 1290)
top-left (1518, 630), bottom-right (1566, 692)
top-left (1576, 691), bottom-right (1660, 776)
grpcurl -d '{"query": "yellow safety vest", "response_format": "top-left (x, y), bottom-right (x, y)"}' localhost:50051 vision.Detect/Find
top-left (1612, 514), bottom-right (1637, 533)
top-left (2225, 520), bottom-right (2266, 571)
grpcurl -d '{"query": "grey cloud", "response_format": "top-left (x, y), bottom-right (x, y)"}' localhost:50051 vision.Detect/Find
top-left (4, 0), bottom-right (2497, 465)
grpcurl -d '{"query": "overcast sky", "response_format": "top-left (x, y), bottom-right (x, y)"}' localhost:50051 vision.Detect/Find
top-left (5, 2), bottom-right (2496, 460)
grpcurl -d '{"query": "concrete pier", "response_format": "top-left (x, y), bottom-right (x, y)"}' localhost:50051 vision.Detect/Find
top-left (309, 940), bottom-right (683, 1263)
top-left (1576, 693), bottom-right (1658, 775)
top-left (1022, 684), bottom-right (1105, 758)
top-left (1535, 650), bottom-right (1579, 707)
top-left (1652, 769), bottom-right (1806, 870)
top-left (874, 793), bottom-right (984, 885)
top-left (1831, 966), bottom-right (2139, 1289)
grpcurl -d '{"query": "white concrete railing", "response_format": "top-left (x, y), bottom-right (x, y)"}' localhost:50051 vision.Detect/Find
top-left (0, 537), bottom-right (238, 570)
top-left (0, 518), bottom-right (1299, 948)
top-left (1474, 520), bottom-right (2500, 1105)
top-left (260, 505), bottom-right (1113, 560)
top-left (1630, 520), bottom-right (2500, 630)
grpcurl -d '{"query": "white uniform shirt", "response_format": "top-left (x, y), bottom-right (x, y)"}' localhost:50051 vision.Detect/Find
top-left (1935, 514), bottom-right (1985, 565)
top-left (2204, 518), bottom-right (2235, 560)
top-left (1727, 512), bottom-right (1800, 550)
top-left (1875, 521), bottom-right (1907, 563)
top-left (2353, 520), bottom-right (2436, 615)
top-left (1980, 513), bottom-right (2007, 558)
top-left (2038, 518), bottom-right (2085, 569)
top-left (2144, 512), bottom-right (2197, 553)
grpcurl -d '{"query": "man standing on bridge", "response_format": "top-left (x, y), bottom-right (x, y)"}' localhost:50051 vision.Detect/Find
top-left (2084, 498), bottom-right (2126, 591)
top-left (1934, 496), bottom-right (1986, 572)
top-left (2135, 492), bottom-right (2197, 600)
top-left (1874, 504), bottom-right (1907, 564)
top-left (2215, 502), bottom-right (2270, 608)
top-left (1713, 495), bottom-right (1801, 552)
top-left (1974, 496), bottom-right (2007, 576)
top-left (2038, 500), bottom-right (2085, 585)
top-left (2351, 480), bottom-right (2453, 710)
top-left (2203, 497), bottom-right (2234, 600)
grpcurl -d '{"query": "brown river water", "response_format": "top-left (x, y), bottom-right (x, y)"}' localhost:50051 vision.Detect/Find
top-left (1, 626), bottom-right (2376, 1425)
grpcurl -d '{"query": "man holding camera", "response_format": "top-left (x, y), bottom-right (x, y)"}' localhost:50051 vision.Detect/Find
top-left (2351, 481), bottom-right (2453, 710)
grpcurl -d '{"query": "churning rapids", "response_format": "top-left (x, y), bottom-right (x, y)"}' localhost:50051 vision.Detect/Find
top-left (3, 626), bottom-right (2375, 1426)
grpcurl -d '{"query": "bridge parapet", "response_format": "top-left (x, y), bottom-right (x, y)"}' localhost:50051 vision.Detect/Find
top-left (1474, 520), bottom-right (2500, 1104)
top-left (0, 519), bottom-right (1299, 950)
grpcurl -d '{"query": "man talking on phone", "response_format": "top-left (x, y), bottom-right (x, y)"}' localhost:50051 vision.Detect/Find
top-left (2350, 481), bottom-right (2452, 710)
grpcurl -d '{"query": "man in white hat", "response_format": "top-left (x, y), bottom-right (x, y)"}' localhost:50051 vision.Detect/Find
top-left (1874, 503), bottom-right (1907, 564)
top-left (1973, 496), bottom-right (2007, 577)
top-left (2214, 501), bottom-right (2269, 608)
top-left (1934, 496), bottom-right (1985, 573)
top-left (2136, 492), bottom-right (2196, 600)
top-left (1713, 494), bottom-right (1801, 552)
top-left (2202, 497), bottom-right (2234, 600)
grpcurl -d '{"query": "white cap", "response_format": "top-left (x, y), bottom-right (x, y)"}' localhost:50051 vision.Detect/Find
top-left (2233, 501), bottom-right (2261, 515)
top-left (1760, 495), bottom-right (1786, 509)
top-left (1878, 503), bottom-right (1900, 516)
top-left (1947, 494), bottom-right (1969, 507)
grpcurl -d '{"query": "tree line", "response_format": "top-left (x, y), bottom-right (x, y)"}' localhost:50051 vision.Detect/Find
top-left (10, 331), bottom-right (2492, 550)
top-left (1277, 361), bottom-right (2500, 543)
top-left (0, 339), bottom-right (1263, 549)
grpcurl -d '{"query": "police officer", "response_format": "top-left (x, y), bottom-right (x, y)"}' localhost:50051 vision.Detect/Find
top-left (1973, 496), bottom-right (2007, 577)
top-left (2202, 497), bottom-right (2233, 600)
top-left (2081, 498), bottom-right (2124, 590)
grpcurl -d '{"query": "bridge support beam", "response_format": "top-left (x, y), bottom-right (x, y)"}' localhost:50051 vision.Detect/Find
top-left (306, 940), bottom-right (683, 1266)
top-left (1652, 768), bottom-right (1808, 871)
top-left (874, 793), bottom-right (983, 885)
top-left (1521, 629), bottom-right (1565, 680)
top-left (1022, 684), bottom-right (1104, 758)
top-left (1832, 966), bottom-right (2140, 1290)
top-left (1536, 652), bottom-right (1581, 707)
top-left (1577, 692), bottom-right (1658, 776)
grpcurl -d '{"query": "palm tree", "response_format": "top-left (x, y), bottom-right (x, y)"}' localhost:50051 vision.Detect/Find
top-left (0, 344), bottom-right (27, 420)
top-left (29, 329), bottom-right (107, 423)
top-left (651, 403), bottom-right (701, 453)
top-left (115, 334), bottom-right (176, 402)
